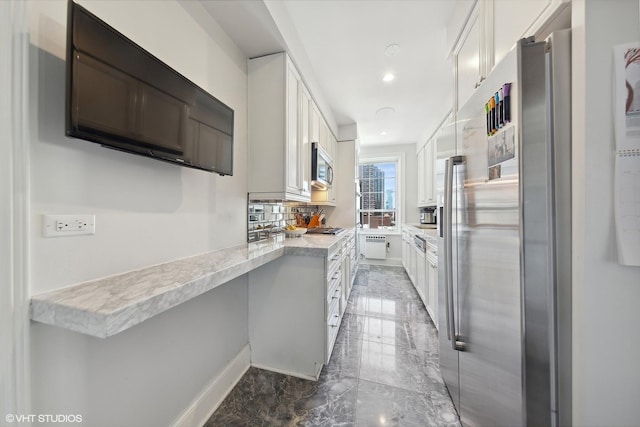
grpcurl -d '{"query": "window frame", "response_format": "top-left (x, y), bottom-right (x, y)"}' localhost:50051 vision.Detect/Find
top-left (358, 153), bottom-right (404, 233)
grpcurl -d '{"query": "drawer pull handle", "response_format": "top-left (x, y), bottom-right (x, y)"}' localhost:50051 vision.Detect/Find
top-left (329, 314), bottom-right (341, 327)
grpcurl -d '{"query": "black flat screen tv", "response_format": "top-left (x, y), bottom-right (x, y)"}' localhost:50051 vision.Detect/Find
top-left (65, 1), bottom-right (234, 175)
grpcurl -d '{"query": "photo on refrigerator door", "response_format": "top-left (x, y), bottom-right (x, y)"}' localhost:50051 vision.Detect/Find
top-left (614, 43), bottom-right (640, 141)
top-left (487, 125), bottom-right (515, 168)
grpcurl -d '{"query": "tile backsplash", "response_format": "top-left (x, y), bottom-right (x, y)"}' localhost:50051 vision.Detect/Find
top-left (247, 200), bottom-right (319, 242)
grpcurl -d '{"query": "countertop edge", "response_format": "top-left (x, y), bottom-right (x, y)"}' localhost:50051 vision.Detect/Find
top-left (30, 230), bottom-right (354, 338)
top-left (30, 246), bottom-right (286, 338)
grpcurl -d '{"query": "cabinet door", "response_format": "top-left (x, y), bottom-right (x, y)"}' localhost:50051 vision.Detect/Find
top-left (300, 85), bottom-right (312, 197)
top-left (415, 250), bottom-right (426, 304)
top-left (425, 140), bottom-right (435, 204)
top-left (341, 253), bottom-right (350, 313)
top-left (327, 185), bottom-right (336, 205)
top-left (456, 9), bottom-right (481, 110)
top-left (493, 0), bottom-right (552, 68)
top-left (329, 140), bottom-right (337, 204)
top-left (428, 262), bottom-right (438, 328)
top-left (408, 245), bottom-right (416, 285)
top-left (401, 235), bottom-right (407, 269)
top-left (310, 103), bottom-right (320, 145)
top-left (319, 119), bottom-right (329, 154)
top-left (417, 146), bottom-right (426, 206)
top-left (329, 134), bottom-right (337, 162)
top-left (285, 61), bottom-right (300, 195)
top-left (423, 256), bottom-right (430, 308)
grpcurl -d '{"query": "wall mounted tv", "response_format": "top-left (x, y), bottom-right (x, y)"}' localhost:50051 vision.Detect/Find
top-left (65, 1), bottom-right (234, 175)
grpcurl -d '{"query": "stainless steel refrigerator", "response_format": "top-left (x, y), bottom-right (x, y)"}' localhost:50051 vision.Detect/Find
top-left (436, 31), bottom-right (572, 427)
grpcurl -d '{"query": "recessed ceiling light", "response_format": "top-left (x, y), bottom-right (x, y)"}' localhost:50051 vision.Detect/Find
top-left (380, 131), bottom-right (388, 136)
top-left (382, 73), bottom-right (395, 82)
top-left (384, 44), bottom-right (401, 57)
top-left (376, 107), bottom-right (395, 119)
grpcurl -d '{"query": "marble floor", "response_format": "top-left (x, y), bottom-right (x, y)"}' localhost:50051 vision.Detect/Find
top-left (204, 264), bottom-right (461, 427)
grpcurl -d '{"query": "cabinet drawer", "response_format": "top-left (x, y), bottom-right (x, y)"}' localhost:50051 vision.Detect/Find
top-left (327, 274), bottom-right (342, 305)
top-left (327, 256), bottom-right (342, 282)
top-left (326, 296), bottom-right (341, 361)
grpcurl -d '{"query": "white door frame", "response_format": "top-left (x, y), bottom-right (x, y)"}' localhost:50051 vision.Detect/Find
top-left (1, 1), bottom-right (31, 422)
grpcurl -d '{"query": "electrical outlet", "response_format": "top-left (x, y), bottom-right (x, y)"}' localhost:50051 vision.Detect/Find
top-left (44, 215), bottom-right (96, 237)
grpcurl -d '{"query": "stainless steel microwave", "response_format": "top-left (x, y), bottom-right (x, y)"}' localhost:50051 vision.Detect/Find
top-left (311, 142), bottom-right (333, 190)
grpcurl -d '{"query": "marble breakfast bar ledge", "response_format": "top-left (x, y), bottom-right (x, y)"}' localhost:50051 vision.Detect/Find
top-left (30, 233), bottom-right (346, 338)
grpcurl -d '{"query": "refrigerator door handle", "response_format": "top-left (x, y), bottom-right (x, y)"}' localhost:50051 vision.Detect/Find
top-left (444, 158), bottom-right (453, 343)
top-left (445, 155), bottom-right (466, 352)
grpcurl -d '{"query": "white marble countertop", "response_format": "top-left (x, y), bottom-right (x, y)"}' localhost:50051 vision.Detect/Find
top-left (30, 230), bottom-right (352, 338)
top-left (404, 224), bottom-right (438, 240)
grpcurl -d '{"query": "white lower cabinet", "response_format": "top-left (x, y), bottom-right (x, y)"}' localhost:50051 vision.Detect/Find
top-left (402, 225), bottom-right (439, 330)
top-left (415, 246), bottom-right (427, 305)
top-left (427, 253), bottom-right (438, 330)
top-left (248, 255), bottom-right (326, 380)
top-left (401, 229), bottom-right (409, 270)
top-left (248, 235), bottom-right (354, 380)
top-left (401, 226), bottom-right (415, 284)
top-left (326, 245), bottom-right (343, 361)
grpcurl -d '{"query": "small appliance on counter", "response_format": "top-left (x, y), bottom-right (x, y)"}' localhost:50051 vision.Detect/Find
top-left (420, 206), bottom-right (437, 226)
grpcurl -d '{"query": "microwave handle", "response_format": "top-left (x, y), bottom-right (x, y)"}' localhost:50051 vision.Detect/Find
top-left (327, 165), bottom-right (334, 185)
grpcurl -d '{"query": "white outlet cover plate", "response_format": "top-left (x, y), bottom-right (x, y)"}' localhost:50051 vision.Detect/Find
top-left (43, 214), bottom-right (96, 237)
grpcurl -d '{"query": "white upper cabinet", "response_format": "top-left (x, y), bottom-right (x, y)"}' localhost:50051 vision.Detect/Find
top-left (311, 98), bottom-right (338, 206)
top-left (312, 105), bottom-right (337, 161)
top-left (425, 139), bottom-right (435, 204)
top-left (451, 0), bottom-right (569, 112)
top-left (417, 146), bottom-right (426, 206)
top-left (417, 139), bottom-right (436, 207)
top-left (310, 102), bottom-right (321, 147)
top-left (329, 133), bottom-right (337, 163)
top-left (493, 0), bottom-right (552, 67)
top-left (285, 60), bottom-right (301, 196)
top-left (299, 85), bottom-right (312, 198)
top-left (456, 6), bottom-right (481, 111)
top-left (248, 53), bottom-right (310, 202)
top-left (320, 118), bottom-right (328, 154)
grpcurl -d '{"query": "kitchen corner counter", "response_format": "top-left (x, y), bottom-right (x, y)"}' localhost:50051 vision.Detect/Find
top-left (406, 223), bottom-right (438, 237)
top-left (30, 232), bottom-right (351, 339)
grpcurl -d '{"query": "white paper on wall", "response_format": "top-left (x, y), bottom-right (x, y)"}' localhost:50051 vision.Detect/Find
top-left (613, 42), bottom-right (640, 266)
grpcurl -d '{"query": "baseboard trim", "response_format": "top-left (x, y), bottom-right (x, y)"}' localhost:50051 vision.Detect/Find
top-left (250, 361), bottom-right (321, 381)
top-left (171, 344), bottom-right (250, 427)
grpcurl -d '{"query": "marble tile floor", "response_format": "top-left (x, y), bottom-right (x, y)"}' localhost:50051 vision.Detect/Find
top-left (204, 265), bottom-right (461, 427)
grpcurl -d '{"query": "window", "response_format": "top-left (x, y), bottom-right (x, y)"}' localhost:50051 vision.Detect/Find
top-left (359, 157), bottom-right (400, 230)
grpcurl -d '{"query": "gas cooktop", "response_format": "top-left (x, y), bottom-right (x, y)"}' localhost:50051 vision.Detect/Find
top-left (305, 227), bottom-right (344, 235)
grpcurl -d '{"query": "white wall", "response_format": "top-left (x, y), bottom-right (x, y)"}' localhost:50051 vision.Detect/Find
top-left (572, 1), bottom-right (640, 425)
top-left (26, 1), bottom-right (249, 425)
top-left (2, 1), bottom-right (30, 419)
top-left (360, 143), bottom-right (420, 225)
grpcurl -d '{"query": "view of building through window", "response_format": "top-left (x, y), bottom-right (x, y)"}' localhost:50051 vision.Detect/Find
top-left (359, 161), bottom-right (397, 229)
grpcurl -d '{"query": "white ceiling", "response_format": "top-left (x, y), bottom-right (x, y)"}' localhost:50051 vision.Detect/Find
top-left (200, 0), bottom-right (456, 146)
